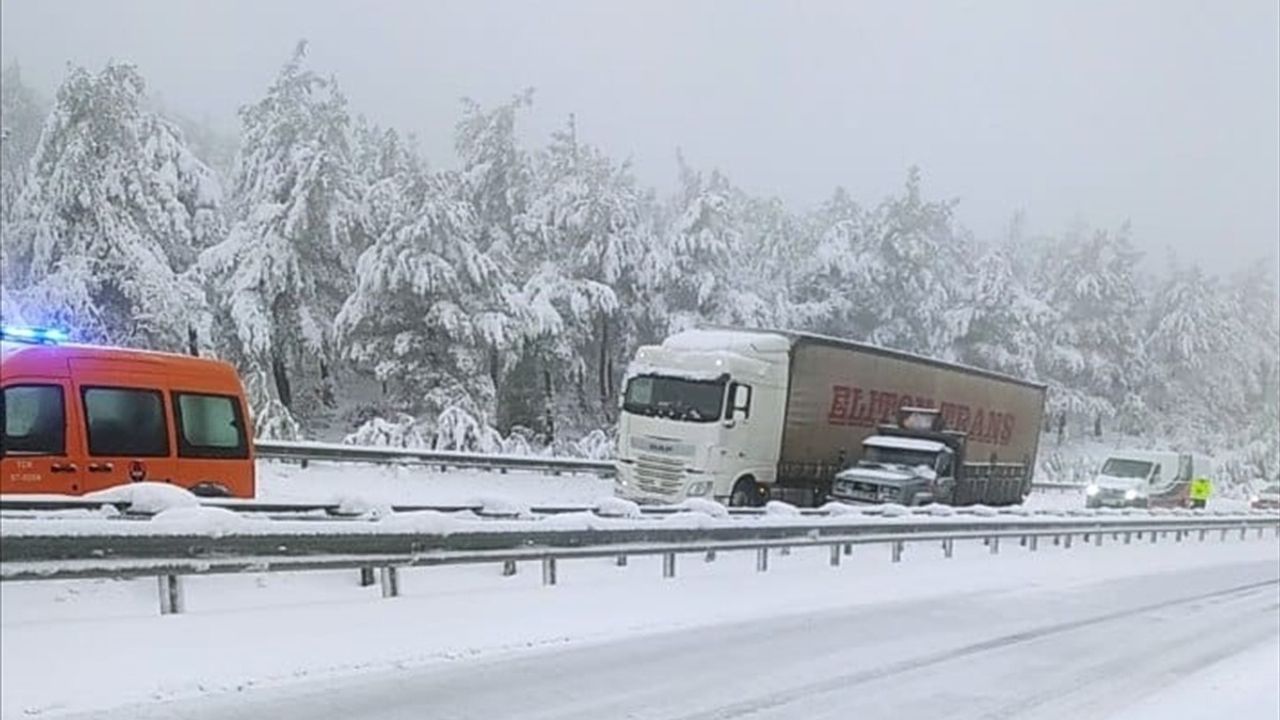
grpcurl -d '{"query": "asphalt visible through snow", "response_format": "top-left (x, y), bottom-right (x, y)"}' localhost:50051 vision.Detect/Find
top-left (69, 558), bottom-right (1280, 720)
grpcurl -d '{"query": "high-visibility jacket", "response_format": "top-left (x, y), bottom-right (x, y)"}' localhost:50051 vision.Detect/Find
top-left (1189, 476), bottom-right (1213, 501)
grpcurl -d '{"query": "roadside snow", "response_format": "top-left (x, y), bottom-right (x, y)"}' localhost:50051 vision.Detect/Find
top-left (1, 533), bottom-right (1274, 718)
top-left (84, 483), bottom-right (198, 513)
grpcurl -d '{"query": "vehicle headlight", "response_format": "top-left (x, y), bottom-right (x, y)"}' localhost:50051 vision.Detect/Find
top-left (1250, 495), bottom-right (1261, 504)
top-left (1086, 484), bottom-right (1100, 497)
top-left (687, 481), bottom-right (712, 497)
top-left (1124, 489), bottom-right (1138, 500)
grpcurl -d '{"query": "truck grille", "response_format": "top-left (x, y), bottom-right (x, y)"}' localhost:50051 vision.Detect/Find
top-left (634, 453), bottom-right (684, 495)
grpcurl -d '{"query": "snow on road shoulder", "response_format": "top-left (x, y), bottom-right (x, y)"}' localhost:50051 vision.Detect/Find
top-left (256, 460), bottom-right (614, 507)
top-left (1111, 636), bottom-right (1280, 720)
top-left (1, 531), bottom-right (1275, 718)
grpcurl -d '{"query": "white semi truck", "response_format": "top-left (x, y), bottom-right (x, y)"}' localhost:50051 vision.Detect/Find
top-left (614, 328), bottom-right (1047, 506)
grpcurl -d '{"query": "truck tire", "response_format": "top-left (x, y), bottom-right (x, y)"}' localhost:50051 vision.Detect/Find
top-left (729, 477), bottom-right (763, 508)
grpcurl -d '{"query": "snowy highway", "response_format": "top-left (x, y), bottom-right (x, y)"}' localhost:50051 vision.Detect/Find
top-left (7, 525), bottom-right (1275, 720)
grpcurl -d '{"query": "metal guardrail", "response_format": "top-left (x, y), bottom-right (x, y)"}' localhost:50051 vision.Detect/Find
top-left (253, 440), bottom-right (617, 476)
top-left (3, 513), bottom-right (1275, 614)
top-left (254, 440), bottom-right (1085, 494)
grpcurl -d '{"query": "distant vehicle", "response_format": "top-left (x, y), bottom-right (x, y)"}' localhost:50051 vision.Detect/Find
top-left (1250, 482), bottom-right (1280, 511)
top-left (1084, 450), bottom-right (1210, 509)
top-left (1, 326), bottom-right (255, 498)
top-left (614, 328), bottom-right (1046, 507)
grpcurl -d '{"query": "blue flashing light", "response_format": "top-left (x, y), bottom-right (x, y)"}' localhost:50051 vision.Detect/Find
top-left (1, 325), bottom-right (68, 344)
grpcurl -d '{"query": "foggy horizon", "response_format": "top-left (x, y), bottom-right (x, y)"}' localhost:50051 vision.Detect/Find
top-left (2, 0), bottom-right (1277, 270)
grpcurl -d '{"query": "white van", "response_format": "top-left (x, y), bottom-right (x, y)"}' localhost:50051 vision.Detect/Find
top-left (1085, 450), bottom-right (1212, 508)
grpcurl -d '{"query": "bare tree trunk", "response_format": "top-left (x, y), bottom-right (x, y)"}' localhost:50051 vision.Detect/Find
top-left (272, 354), bottom-right (293, 409)
top-left (542, 363), bottom-right (556, 442)
top-left (598, 313), bottom-right (609, 410)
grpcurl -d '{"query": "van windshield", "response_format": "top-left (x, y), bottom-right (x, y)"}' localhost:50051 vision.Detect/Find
top-left (1100, 458), bottom-right (1154, 479)
top-left (623, 375), bottom-right (725, 423)
top-left (864, 446), bottom-right (938, 469)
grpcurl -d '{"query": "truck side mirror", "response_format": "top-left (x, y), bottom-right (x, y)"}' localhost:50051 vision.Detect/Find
top-left (729, 383), bottom-right (752, 420)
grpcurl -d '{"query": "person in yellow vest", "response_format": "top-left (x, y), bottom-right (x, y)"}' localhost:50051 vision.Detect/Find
top-left (1188, 475), bottom-right (1213, 509)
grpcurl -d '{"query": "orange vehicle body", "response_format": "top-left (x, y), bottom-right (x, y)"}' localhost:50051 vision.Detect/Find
top-left (1, 340), bottom-right (255, 498)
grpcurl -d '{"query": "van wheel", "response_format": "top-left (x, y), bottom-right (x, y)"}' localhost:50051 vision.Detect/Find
top-left (729, 477), bottom-right (761, 508)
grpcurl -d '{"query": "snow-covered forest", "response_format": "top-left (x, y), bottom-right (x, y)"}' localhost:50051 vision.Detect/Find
top-left (1, 48), bottom-right (1276, 482)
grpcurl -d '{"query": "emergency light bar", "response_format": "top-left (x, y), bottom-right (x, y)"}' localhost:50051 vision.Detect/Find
top-left (0, 325), bottom-right (68, 344)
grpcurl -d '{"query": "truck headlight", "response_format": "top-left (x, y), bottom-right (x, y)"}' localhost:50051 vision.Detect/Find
top-left (687, 481), bottom-right (712, 497)
top-left (1086, 484), bottom-right (1100, 497)
top-left (1124, 489), bottom-right (1138, 501)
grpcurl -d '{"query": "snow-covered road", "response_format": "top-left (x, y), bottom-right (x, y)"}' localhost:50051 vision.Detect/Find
top-left (12, 538), bottom-right (1275, 720)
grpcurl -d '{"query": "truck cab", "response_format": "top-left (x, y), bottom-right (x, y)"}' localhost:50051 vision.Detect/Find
top-left (614, 330), bottom-right (790, 506)
top-left (829, 408), bottom-right (964, 506)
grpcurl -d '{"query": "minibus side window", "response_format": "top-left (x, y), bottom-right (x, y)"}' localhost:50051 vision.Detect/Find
top-left (82, 387), bottom-right (169, 457)
top-left (2, 385), bottom-right (65, 456)
top-left (173, 392), bottom-right (248, 459)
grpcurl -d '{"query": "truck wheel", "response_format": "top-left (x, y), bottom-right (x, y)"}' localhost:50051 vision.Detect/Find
top-left (729, 477), bottom-right (761, 508)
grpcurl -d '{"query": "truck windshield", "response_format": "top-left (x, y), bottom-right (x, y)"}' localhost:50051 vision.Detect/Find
top-left (1100, 459), bottom-right (1153, 479)
top-left (864, 446), bottom-right (938, 469)
top-left (623, 375), bottom-right (725, 423)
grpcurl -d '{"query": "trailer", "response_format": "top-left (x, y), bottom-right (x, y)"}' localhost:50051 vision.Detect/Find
top-left (614, 328), bottom-right (1047, 506)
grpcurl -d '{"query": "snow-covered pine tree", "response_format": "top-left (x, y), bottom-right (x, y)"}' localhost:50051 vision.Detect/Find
top-left (0, 61), bottom-right (47, 226)
top-left (1144, 263), bottom-right (1245, 441)
top-left (791, 186), bottom-right (875, 336)
top-left (662, 154), bottom-right (757, 331)
top-left (1, 62), bottom-right (219, 349)
top-left (510, 115), bottom-right (657, 434)
top-left (953, 244), bottom-right (1051, 378)
top-left (1034, 224), bottom-right (1148, 433)
top-left (334, 132), bottom-right (518, 439)
top-left (199, 42), bottom-right (366, 436)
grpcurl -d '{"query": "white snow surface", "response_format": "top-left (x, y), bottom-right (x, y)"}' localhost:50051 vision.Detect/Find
top-left (661, 328), bottom-right (792, 353)
top-left (1, 532), bottom-right (1274, 719)
top-left (83, 483), bottom-right (200, 514)
top-left (862, 435), bottom-right (948, 453)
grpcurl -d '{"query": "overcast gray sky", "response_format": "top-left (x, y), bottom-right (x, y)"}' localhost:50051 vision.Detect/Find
top-left (2, 0), bottom-right (1277, 269)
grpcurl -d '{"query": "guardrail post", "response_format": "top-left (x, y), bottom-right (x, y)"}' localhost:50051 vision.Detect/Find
top-left (542, 557), bottom-right (557, 586)
top-left (756, 548), bottom-right (769, 572)
top-left (158, 575), bottom-right (184, 615)
top-left (300, 458), bottom-right (309, 470)
top-left (780, 547), bottom-right (791, 557)
top-left (843, 543), bottom-right (853, 556)
top-left (1029, 535), bottom-right (1039, 552)
top-left (1220, 528), bottom-right (1228, 541)
top-left (1124, 532), bottom-right (1132, 545)
top-left (1175, 530), bottom-right (1183, 543)
top-left (1094, 531), bottom-right (1103, 547)
top-left (502, 560), bottom-right (517, 577)
top-left (1064, 533), bottom-right (1073, 549)
top-left (616, 555), bottom-right (628, 567)
top-left (705, 550), bottom-right (717, 563)
top-left (1151, 530), bottom-right (1158, 544)
top-left (1081, 532), bottom-right (1089, 543)
top-left (989, 537), bottom-right (1000, 555)
top-left (1240, 526), bottom-right (1247, 540)
top-left (829, 544), bottom-right (842, 567)
top-left (1019, 536), bottom-right (1028, 547)
top-left (1135, 531), bottom-right (1142, 541)
top-left (359, 567), bottom-right (375, 586)
top-left (662, 552), bottom-right (677, 579)
top-left (1198, 529), bottom-right (1207, 542)
top-left (891, 540), bottom-right (904, 563)
top-left (1257, 527), bottom-right (1264, 540)
top-left (943, 538), bottom-right (954, 559)
top-left (379, 567), bottom-right (400, 598)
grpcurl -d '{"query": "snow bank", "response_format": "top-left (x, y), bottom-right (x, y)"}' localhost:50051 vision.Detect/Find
top-left (673, 498), bottom-right (729, 518)
top-left (151, 506), bottom-right (249, 538)
top-left (593, 497), bottom-right (641, 519)
top-left (84, 483), bottom-right (199, 514)
top-left (764, 501), bottom-right (800, 517)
